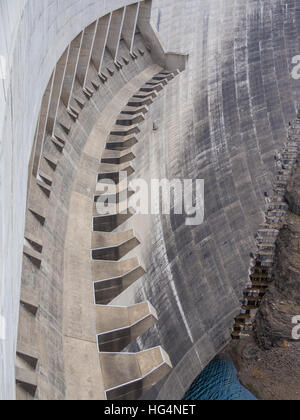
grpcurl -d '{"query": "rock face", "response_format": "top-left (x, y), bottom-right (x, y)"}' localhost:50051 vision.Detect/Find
top-left (228, 159), bottom-right (300, 400)
top-left (2, 0), bottom-right (300, 401)
top-left (256, 167), bottom-right (300, 350)
top-left (121, 0), bottom-right (300, 399)
top-left (286, 161), bottom-right (300, 217)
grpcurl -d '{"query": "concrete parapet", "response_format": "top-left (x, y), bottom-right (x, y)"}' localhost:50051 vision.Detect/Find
top-left (101, 150), bottom-right (136, 165)
top-left (137, 0), bottom-right (188, 72)
top-left (106, 134), bottom-right (139, 150)
top-left (96, 302), bottom-right (157, 352)
top-left (100, 347), bottom-right (172, 400)
top-left (93, 259), bottom-right (146, 305)
top-left (91, 230), bottom-right (140, 261)
top-left (10, 0), bottom-right (182, 400)
top-left (15, 367), bottom-right (37, 398)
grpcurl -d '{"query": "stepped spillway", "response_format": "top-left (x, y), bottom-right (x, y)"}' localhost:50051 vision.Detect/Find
top-left (1, 0), bottom-right (300, 400)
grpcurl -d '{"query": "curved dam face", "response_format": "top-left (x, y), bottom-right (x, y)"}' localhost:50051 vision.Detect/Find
top-left (1, 0), bottom-right (300, 401)
top-left (112, 0), bottom-right (300, 399)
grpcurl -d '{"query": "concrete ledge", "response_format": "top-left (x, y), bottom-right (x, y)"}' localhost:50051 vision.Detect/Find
top-left (96, 302), bottom-right (158, 352)
top-left (98, 163), bottom-right (135, 183)
top-left (94, 184), bottom-right (135, 206)
top-left (24, 233), bottom-right (43, 254)
top-left (121, 105), bottom-right (149, 116)
top-left (15, 367), bottom-right (37, 397)
top-left (101, 150), bottom-right (136, 165)
top-left (100, 347), bottom-right (172, 400)
top-left (28, 206), bottom-right (46, 226)
top-left (140, 83), bottom-right (164, 93)
top-left (147, 79), bottom-right (167, 87)
top-left (94, 263), bottom-right (146, 305)
top-left (23, 246), bottom-right (42, 269)
top-left (43, 154), bottom-right (58, 171)
top-left (20, 295), bottom-right (39, 316)
top-left (137, 0), bottom-right (189, 72)
top-left (106, 134), bottom-right (138, 151)
top-left (110, 124), bottom-right (141, 137)
top-left (127, 97), bottom-right (153, 107)
top-left (36, 179), bottom-right (52, 198)
top-left (93, 210), bottom-right (134, 232)
top-left (16, 346), bottom-right (39, 369)
top-left (133, 91), bottom-right (158, 100)
top-left (91, 230), bottom-right (140, 261)
top-left (51, 136), bottom-right (65, 153)
top-left (116, 113), bottom-right (145, 126)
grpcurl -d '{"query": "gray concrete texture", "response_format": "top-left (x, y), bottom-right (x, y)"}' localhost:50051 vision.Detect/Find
top-left (113, 0), bottom-right (300, 399)
top-left (0, 0), bottom-right (149, 400)
top-left (1, 0), bottom-right (300, 400)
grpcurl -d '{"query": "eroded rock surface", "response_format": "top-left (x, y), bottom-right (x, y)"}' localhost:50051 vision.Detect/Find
top-left (255, 211), bottom-right (300, 349)
top-left (227, 161), bottom-right (300, 400)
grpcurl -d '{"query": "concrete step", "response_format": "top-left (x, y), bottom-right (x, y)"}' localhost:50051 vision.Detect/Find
top-left (94, 181), bottom-right (135, 207)
top-left (101, 150), bottom-right (136, 165)
top-left (43, 154), bottom-right (58, 171)
top-left (106, 134), bottom-right (138, 151)
top-left (127, 97), bottom-right (154, 107)
top-left (20, 288), bottom-right (39, 316)
top-left (133, 91), bottom-right (158, 100)
top-left (93, 263), bottom-right (146, 305)
top-left (98, 163), bottom-right (135, 183)
top-left (116, 113), bottom-right (145, 127)
top-left (268, 202), bottom-right (288, 211)
top-left (91, 230), bottom-right (140, 261)
top-left (96, 302), bottom-right (157, 352)
top-left (147, 78), bottom-right (168, 87)
top-left (153, 73), bottom-right (174, 82)
top-left (100, 347), bottom-right (172, 400)
top-left (257, 243), bottom-right (275, 252)
top-left (28, 205), bottom-right (46, 226)
top-left (93, 209), bottom-right (134, 232)
top-left (139, 83), bottom-right (164, 94)
top-left (16, 367), bottom-right (37, 398)
top-left (121, 105), bottom-right (149, 116)
top-left (110, 124), bottom-right (141, 137)
top-left (23, 246), bottom-right (42, 269)
top-left (36, 179), bottom-right (52, 198)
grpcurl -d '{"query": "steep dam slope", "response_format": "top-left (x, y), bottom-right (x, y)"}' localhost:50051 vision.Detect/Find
top-left (1, 0), bottom-right (300, 401)
top-left (225, 151), bottom-right (300, 400)
top-left (110, 0), bottom-right (300, 399)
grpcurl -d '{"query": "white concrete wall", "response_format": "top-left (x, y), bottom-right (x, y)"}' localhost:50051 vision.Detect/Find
top-left (0, 0), bottom-right (141, 400)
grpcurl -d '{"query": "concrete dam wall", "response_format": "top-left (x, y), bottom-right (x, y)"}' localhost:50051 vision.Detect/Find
top-left (125, 0), bottom-right (300, 399)
top-left (0, 0), bottom-right (300, 400)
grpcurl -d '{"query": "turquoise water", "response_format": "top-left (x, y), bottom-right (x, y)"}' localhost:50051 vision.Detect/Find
top-left (183, 357), bottom-right (257, 401)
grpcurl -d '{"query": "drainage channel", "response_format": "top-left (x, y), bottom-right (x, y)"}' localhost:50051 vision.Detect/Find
top-left (92, 70), bottom-right (182, 400)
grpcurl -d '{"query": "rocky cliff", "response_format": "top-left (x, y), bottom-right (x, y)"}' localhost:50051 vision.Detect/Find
top-left (227, 160), bottom-right (300, 400)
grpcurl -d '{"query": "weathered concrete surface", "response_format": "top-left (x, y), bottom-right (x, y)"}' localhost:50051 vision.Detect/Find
top-left (110, 0), bottom-right (300, 399)
top-left (62, 64), bottom-right (161, 400)
top-left (2, 0), bottom-right (300, 401)
top-left (16, 40), bottom-right (156, 399)
top-left (0, 0), bottom-right (144, 400)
